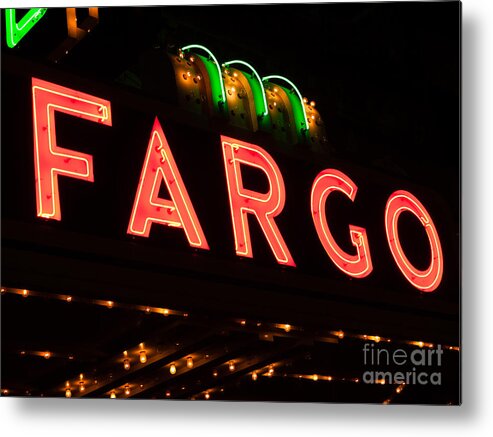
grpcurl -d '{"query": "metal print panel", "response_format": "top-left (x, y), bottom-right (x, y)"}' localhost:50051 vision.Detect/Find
top-left (0, 2), bottom-right (461, 404)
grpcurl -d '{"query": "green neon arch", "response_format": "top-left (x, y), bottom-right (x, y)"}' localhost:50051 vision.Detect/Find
top-left (223, 60), bottom-right (268, 117)
top-left (262, 75), bottom-right (309, 131)
top-left (181, 44), bottom-right (226, 106)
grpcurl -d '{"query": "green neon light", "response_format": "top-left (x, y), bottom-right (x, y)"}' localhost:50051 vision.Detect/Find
top-left (5, 8), bottom-right (47, 48)
top-left (181, 44), bottom-right (226, 107)
top-left (223, 60), bottom-right (268, 117)
top-left (262, 75), bottom-right (309, 131)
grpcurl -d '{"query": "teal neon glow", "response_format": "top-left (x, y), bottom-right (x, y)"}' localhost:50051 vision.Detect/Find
top-left (181, 44), bottom-right (226, 105)
top-left (223, 60), bottom-right (268, 117)
top-left (5, 8), bottom-right (47, 48)
top-left (262, 75), bottom-right (309, 130)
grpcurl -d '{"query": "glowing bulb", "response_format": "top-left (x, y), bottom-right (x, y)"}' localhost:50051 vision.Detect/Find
top-left (418, 341), bottom-right (424, 348)
top-left (187, 71), bottom-right (192, 77)
top-left (240, 320), bottom-right (246, 325)
top-left (252, 372), bottom-right (258, 381)
top-left (303, 97), bottom-right (308, 103)
top-left (213, 370), bottom-right (218, 377)
top-left (186, 356), bottom-right (194, 369)
top-left (196, 75), bottom-right (201, 81)
top-left (283, 324), bottom-right (291, 332)
top-left (106, 301), bottom-right (114, 308)
top-left (337, 331), bottom-right (344, 339)
top-left (189, 56), bottom-right (195, 62)
top-left (374, 336), bottom-right (381, 343)
top-left (139, 347), bottom-right (147, 364)
top-left (233, 72), bottom-right (238, 77)
top-left (1, 288), bottom-right (6, 294)
top-left (110, 390), bottom-right (116, 399)
top-left (79, 374), bottom-right (85, 392)
top-left (65, 388), bottom-right (72, 398)
top-left (274, 87), bottom-right (279, 93)
top-left (123, 358), bottom-right (130, 370)
top-left (22, 289), bottom-right (29, 298)
top-left (43, 352), bottom-right (51, 359)
top-left (165, 391), bottom-right (171, 397)
top-left (170, 363), bottom-right (177, 375)
top-left (66, 296), bottom-right (72, 303)
top-left (310, 101), bottom-right (316, 107)
top-left (313, 374), bottom-right (318, 381)
top-left (268, 367), bottom-right (274, 377)
top-left (124, 385), bottom-right (130, 396)
top-left (145, 307), bottom-right (151, 314)
top-left (231, 87), bottom-right (236, 93)
top-left (228, 362), bottom-right (235, 371)
top-left (205, 393), bottom-right (210, 400)
top-left (163, 308), bottom-right (169, 316)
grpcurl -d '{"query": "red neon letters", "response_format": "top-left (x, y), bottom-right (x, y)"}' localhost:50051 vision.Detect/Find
top-left (32, 77), bottom-right (112, 220)
top-left (221, 136), bottom-right (295, 267)
top-left (127, 117), bottom-right (209, 250)
top-left (385, 190), bottom-right (444, 292)
top-left (31, 78), bottom-right (446, 290)
top-left (311, 169), bottom-right (373, 278)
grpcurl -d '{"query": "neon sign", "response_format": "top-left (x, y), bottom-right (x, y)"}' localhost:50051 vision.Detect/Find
top-left (311, 169), bottom-right (373, 278)
top-left (31, 77), bottom-right (445, 292)
top-left (32, 77), bottom-right (112, 221)
top-left (127, 117), bottom-right (209, 250)
top-left (385, 191), bottom-right (444, 292)
top-left (221, 136), bottom-right (295, 267)
top-left (5, 8), bottom-right (47, 48)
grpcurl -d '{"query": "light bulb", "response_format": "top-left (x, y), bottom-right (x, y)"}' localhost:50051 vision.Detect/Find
top-left (22, 289), bottom-right (29, 298)
top-left (274, 87), bottom-right (279, 93)
top-left (163, 308), bottom-right (169, 316)
top-left (165, 391), bottom-right (171, 397)
top-left (65, 388), bottom-right (72, 398)
top-left (66, 296), bottom-right (72, 303)
top-left (186, 356), bottom-right (194, 369)
top-left (252, 372), bottom-right (258, 381)
top-left (170, 363), bottom-right (177, 375)
top-left (268, 367), bottom-right (274, 376)
top-left (228, 362), bottom-right (235, 372)
top-left (139, 343), bottom-right (147, 363)
top-left (106, 301), bottom-right (114, 308)
top-left (79, 374), bottom-right (85, 392)
top-left (43, 352), bottom-right (51, 359)
top-left (124, 358), bottom-right (130, 370)
top-left (313, 374), bottom-right (318, 381)
top-left (196, 75), bottom-right (201, 81)
top-left (303, 97), bottom-right (308, 103)
top-left (310, 101), bottom-right (316, 107)
top-left (110, 390), bottom-right (116, 399)
top-left (124, 385), bottom-right (130, 396)
top-left (213, 370), bottom-right (218, 377)
top-left (205, 393), bottom-right (210, 400)
top-left (283, 324), bottom-right (291, 332)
